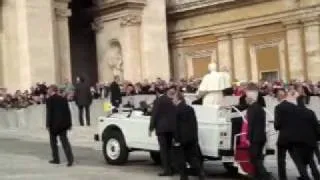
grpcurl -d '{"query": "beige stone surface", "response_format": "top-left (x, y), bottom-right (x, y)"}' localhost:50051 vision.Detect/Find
top-left (95, 20), bottom-right (122, 83)
top-left (54, 0), bottom-right (72, 83)
top-left (286, 24), bottom-right (305, 81)
top-left (304, 18), bottom-right (320, 82)
top-left (232, 32), bottom-right (248, 82)
top-left (173, 1), bottom-right (289, 32)
top-left (217, 35), bottom-right (232, 77)
top-left (140, 0), bottom-right (170, 81)
top-left (1, 0), bottom-right (57, 91)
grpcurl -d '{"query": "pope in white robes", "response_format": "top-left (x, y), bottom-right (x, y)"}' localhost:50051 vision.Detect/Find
top-left (197, 63), bottom-right (231, 106)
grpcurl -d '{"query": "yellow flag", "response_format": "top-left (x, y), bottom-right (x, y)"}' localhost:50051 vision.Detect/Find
top-left (103, 102), bottom-right (112, 112)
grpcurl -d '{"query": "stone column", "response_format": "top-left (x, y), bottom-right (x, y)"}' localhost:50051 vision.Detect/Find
top-left (232, 30), bottom-right (248, 81)
top-left (303, 17), bottom-right (320, 82)
top-left (121, 14), bottom-right (143, 83)
top-left (217, 33), bottom-right (233, 78)
top-left (171, 39), bottom-right (186, 80)
top-left (91, 20), bottom-right (107, 83)
top-left (284, 21), bottom-right (305, 81)
top-left (55, 6), bottom-right (72, 83)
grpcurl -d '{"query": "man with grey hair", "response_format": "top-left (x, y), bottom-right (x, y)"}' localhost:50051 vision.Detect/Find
top-left (246, 83), bottom-right (270, 179)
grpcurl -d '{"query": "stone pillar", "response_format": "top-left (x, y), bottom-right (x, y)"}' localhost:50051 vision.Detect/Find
top-left (54, 2), bottom-right (72, 83)
top-left (232, 30), bottom-right (248, 81)
top-left (217, 33), bottom-right (233, 78)
top-left (303, 17), bottom-right (320, 82)
top-left (121, 14), bottom-right (143, 83)
top-left (284, 21), bottom-right (305, 81)
top-left (91, 20), bottom-right (110, 83)
top-left (2, 0), bottom-right (58, 91)
top-left (171, 39), bottom-right (185, 80)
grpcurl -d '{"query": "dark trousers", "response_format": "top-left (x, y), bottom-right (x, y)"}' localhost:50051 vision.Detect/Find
top-left (314, 145), bottom-right (320, 163)
top-left (250, 142), bottom-right (268, 180)
top-left (78, 105), bottom-right (90, 126)
top-left (277, 145), bottom-right (289, 180)
top-left (289, 145), bottom-right (311, 180)
top-left (49, 131), bottom-right (74, 163)
top-left (278, 144), bottom-right (312, 180)
top-left (297, 145), bottom-right (319, 180)
top-left (176, 142), bottom-right (204, 180)
top-left (157, 132), bottom-right (173, 172)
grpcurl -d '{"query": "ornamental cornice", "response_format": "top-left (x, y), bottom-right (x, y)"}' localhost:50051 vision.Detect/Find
top-left (92, 0), bottom-right (146, 17)
top-left (301, 16), bottom-right (320, 27)
top-left (54, 0), bottom-right (71, 9)
top-left (185, 49), bottom-right (215, 58)
top-left (120, 14), bottom-right (142, 27)
top-left (91, 20), bottom-right (104, 32)
top-left (169, 5), bottom-right (320, 40)
top-left (167, 0), bottom-right (275, 20)
top-left (167, 0), bottom-right (235, 13)
top-left (55, 8), bottom-right (72, 18)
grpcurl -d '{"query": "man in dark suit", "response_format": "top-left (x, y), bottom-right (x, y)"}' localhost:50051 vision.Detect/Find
top-left (149, 86), bottom-right (177, 176)
top-left (297, 101), bottom-right (320, 180)
top-left (246, 83), bottom-right (269, 180)
top-left (173, 92), bottom-right (205, 180)
top-left (74, 76), bottom-right (92, 126)
top-left (274, 89), bottom-right (310, 180)
top-left (110, 76), bottom-right (122, 108)
top-left (46, 85), bottom-right (74, 167)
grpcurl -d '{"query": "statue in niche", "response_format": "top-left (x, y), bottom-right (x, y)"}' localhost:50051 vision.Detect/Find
top-left (107, 41), bottom-right (123, 80)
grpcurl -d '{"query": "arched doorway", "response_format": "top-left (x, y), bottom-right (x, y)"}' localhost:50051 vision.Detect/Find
top-left (69, 0), bottom-right (98, 85)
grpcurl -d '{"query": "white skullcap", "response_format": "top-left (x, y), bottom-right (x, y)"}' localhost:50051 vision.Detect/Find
top-left (208, 63), bottom-right (217, 72)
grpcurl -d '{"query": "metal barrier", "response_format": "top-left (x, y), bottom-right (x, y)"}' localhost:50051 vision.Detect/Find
top-left (0, 95), bottom-right (320, 130)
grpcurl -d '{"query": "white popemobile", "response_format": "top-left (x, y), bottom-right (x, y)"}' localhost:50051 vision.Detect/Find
top-left (94, 63), bottom-right (275, 175)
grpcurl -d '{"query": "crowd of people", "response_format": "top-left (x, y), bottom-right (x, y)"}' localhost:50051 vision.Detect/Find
top-left (0, 76), bottom-right (320, 110)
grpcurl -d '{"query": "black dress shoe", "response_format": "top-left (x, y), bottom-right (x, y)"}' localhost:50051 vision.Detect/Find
top-left (49, 160), bottom-right (60, 164)
top-left (67, 161), bottom-right (73, 167)
top-left (158, 171), bottom-right (173, 176)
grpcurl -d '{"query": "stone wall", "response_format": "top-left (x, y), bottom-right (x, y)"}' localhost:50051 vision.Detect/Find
top-left (168, 0), bottom-right (320, 82)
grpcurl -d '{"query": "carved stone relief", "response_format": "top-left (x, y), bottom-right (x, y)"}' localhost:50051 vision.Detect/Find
top-left (120, 14), bottom-right (142, 27)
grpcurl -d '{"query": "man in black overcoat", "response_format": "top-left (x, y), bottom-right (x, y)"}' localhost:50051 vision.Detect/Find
top-left (149, 86), bottom-right (177, 176)
top-left (74, 76), bottom-right (92, 126)
top-left (296, 102), bottom-right (320, 180)
top-left (173, 92), bottom-right (205, 180)
top-left (246, 83), bottom-right (269, 180)
top-left (110, 76), bottom-right (122, 108)
top-left (46, 85), bottom-right (74, 167)
top-left (274, 89), bottom-right (311, 180)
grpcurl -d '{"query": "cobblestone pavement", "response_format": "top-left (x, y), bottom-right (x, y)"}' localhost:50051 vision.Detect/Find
top-left (0, 127), bottom-right (303, 180)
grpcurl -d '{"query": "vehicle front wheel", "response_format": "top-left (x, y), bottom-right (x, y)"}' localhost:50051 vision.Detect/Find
top-left (150, 151), bottom-right (161, 165)
top-left (223, 162), bottom-right (238, 174)
top-left (103, 130), bottom-right (129, 165)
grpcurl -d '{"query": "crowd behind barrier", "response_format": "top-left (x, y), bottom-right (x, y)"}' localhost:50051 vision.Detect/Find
top-left (1, 95), bottom-right (320, 131)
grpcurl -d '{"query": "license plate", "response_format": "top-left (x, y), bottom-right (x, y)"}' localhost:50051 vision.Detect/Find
top-left (222, 156), bottom-right (234, 162)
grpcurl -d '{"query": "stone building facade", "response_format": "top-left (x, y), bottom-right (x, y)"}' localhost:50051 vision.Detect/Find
top-left (168, 0), bottom-right (320, 83)
top-left (1, 0), bottom-right (320, 91)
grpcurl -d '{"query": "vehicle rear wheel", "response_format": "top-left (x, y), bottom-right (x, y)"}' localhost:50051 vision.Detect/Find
top-left (103, 130), bottom-right (129, 165)
top-left (223, 162), bottom-right (238, 174)
top-left (150, 151), bottom-right (161, 165)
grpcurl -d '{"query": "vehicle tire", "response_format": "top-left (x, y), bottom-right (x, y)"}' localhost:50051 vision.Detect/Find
top-left (223, 162), bottom-right (238, 174)
top-left (103, 130), bottom-right (129, 165)
top-left (150, 151), bottom-right (161, 165)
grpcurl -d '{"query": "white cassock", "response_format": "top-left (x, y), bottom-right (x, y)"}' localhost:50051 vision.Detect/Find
top-left (197, 71), bottom-right (230, 106)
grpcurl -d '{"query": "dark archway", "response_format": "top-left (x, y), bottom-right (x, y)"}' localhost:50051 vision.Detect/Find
top-left (69, 0), bottom-right (97, 85)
